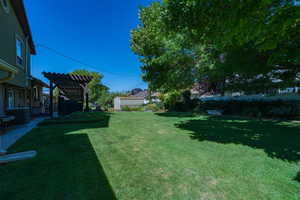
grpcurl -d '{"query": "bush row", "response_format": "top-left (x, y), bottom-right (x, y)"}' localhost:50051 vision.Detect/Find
top-left (196, 100), bottom-right (300, 118)
top-left (121, 106), bottom-right (143, 112)
top-left (121, 103), bottom-right (165, 112)
top-left (164, 91), bottom-right (198, 112)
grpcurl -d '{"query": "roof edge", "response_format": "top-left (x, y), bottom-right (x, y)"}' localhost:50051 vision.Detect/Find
top-left (11, 0), bottom-right (36, 55)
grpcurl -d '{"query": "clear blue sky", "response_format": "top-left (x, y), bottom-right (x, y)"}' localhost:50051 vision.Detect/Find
top-left (24, 0), bottom-right (154, 91)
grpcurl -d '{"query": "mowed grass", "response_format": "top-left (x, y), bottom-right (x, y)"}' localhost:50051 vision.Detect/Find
top-left (1, 112), bottom-right (300, 200)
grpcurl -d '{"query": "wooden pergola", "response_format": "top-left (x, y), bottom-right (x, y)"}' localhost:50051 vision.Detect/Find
top-left (43, 72), bottom-right (93, 117)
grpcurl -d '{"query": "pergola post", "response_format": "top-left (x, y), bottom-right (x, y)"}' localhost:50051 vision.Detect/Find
top-left (84, 87), bottom-right (89, 112)
top-left (49, 80), bottom-right (53, 118)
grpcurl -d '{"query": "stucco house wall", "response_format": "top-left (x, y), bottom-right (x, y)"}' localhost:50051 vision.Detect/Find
top-left (0, 0), bottom-right (36, 123)
top-left (120, 99), bottom-right (144, 107)
top-left (0, 84), bottom-right (4, 115)
top-left (114, 97), bottom-right (121, 110)
top-left (0, 0), bottom-right (31, 88)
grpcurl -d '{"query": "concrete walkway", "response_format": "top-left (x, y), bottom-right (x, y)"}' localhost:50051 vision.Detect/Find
top-left (0, 117), bottom-right (48, 151)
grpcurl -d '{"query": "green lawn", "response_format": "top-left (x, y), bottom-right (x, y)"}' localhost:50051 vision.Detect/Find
top-left (1, 112), bottom-right (300, 200)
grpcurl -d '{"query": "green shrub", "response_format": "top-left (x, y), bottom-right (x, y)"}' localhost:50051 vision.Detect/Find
top-left (161, 91), bottom-right (181, 109)
top-left (155, 102), bottom-right (165, 111)
top-left (197, 100), bottom-right (300, 119)
top-left (192, 104), bottom-right (208, 115)
top-left (144, 103), bottom-right (163, 112)
top-left (241, 106), bottom-right (261, 118)
top-left (121, 106), bottom-right (143, 112)
top-left (161, 90), bottom-right (198, 112)
top-left (107, 108), bottom-right (115, 112)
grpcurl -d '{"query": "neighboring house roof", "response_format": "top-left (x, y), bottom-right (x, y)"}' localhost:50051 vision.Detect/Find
top-left (132, 90), bottom-right (161, 99)
top-left (151, 92), bottom-right (161, 98)
top-left (190, 82), bottom-right (220, 97)
top-left (10, 0), bottom-right (36, 54)
top-left (132, 90), bottom-right (148, 98)
top-left (119, 97), bottom-right (144, 100)
top-left (131, 88), bottom-right (143, 95)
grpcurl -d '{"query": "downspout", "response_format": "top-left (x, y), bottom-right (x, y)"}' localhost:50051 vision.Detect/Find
top-left (25, 36), bottom-right (32, 112)
top-left (25, 36), bottom-right (30, 83)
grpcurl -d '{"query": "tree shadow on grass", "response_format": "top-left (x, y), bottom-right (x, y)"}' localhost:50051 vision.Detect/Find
top-left (175, 116), bottom-right (300, 162)
top-left (295, 172), bottom-right (300, 182)
top-left (0, 112), bottom-right (116, 200)
top-left (172, 115), bottom-right (300, 183)
top-left (156, 112), bottom-right (198, 118)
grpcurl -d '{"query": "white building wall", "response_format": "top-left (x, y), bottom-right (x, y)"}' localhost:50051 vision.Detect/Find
top-left (120, 99), bottom-right (144, 107)
top-left (114, 97), bottom-right (121, 110)
top-left (114, 97), bottom-right (145, 110)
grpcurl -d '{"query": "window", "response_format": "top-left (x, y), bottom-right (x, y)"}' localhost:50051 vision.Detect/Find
top-left (1, 0), bottom-right (9, 13)
top-left (16, 37), bottom-right (23, 66)
top-left (7, 90), bottom-right (14, 109)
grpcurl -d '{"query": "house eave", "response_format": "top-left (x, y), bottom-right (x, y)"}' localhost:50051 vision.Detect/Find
top-left (0, 58), bottom-right (18, 83)
top-left (10, 0), bottom-right (36, 54)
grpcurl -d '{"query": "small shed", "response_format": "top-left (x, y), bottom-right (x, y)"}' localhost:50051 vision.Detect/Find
top-left (114, 97), bottom-right (144, 110)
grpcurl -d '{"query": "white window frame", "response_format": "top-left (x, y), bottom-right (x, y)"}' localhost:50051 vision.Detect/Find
top-left (15, 34), bottom-right (24, 68)
top-left (7, 90), bottom-right (15, 109)
top-left (1, 0), bottom-right (10, 14)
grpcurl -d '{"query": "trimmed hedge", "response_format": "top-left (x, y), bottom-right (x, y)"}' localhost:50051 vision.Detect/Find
top-left (165, 91), bottom-right (198, 112)
top-left (197, 100), bottom-right (300, 118)
top-left (121, 106), bottom-right (143, 112)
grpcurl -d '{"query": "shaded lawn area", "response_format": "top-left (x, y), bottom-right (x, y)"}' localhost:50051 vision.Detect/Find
top-left (1, 112), bottom-right (300, 200)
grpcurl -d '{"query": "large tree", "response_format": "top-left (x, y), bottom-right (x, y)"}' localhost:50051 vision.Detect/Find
top-left (70, 69), bottom-right (108, 103)
top-left (131, 0), bottom-right (300, 94)
top-left (131, 2), bottom-right (200, 92)
top-left (165, 0), bottom-right (300, 89)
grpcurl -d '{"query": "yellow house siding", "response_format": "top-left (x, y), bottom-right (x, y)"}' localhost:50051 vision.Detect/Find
top-left (0, 84), bottom-right (4, 115)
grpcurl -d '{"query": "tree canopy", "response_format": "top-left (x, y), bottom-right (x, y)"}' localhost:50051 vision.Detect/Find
top-left (131, 0), bottom-right (300, 94)
top-left (70, 69), bottom-right (108, 102)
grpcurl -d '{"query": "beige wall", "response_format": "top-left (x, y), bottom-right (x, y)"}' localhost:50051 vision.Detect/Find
top-left (120, 99), bottom-right (144, 107)
top-left (114, 97), bottom-right (121, 110)
top-left (114, 97), bottom-right (145, 110)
